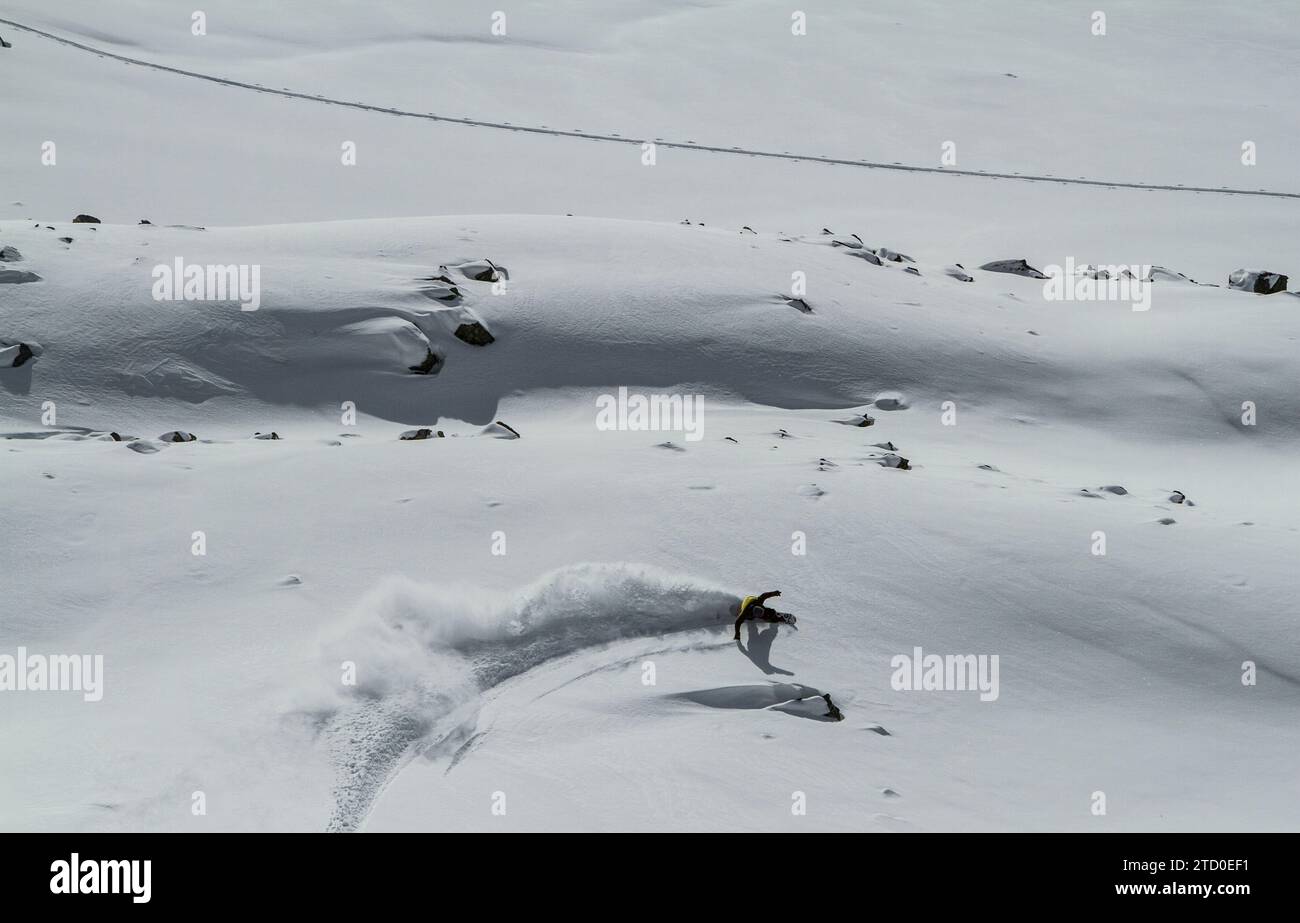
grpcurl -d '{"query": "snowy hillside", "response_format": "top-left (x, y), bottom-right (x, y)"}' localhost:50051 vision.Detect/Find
top-left (1, 2), bottom-right (1298, 833)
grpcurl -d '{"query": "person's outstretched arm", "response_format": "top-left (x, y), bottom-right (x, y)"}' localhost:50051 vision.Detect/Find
top-left (757, 590), bottom-right (781, 603)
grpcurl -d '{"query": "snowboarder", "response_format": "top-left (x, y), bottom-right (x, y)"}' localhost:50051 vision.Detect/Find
top-left (733, 590), bottom-right (796, 640)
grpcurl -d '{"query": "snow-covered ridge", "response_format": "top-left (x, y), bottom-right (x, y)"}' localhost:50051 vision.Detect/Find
top-left (3, 215), bottom-right (1296, 446)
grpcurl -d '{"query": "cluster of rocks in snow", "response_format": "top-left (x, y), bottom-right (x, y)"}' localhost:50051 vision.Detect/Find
top-left (399, 428), bottom-right (445, 440)
top-left (824, 397), bottom-right (913, 474)
top-left (1074, 483), bottom-right (1195, 523)
top-left (827, 229), bottom-right (918, 271)
top-left (1228, 268), bottom-right (1288, 294)
top-left (409, 258), bottom-right (505, 372)
top-left (0, 243), bottom-right (41, 288)
top-left (4, 422), bottom-right (524, 450)
top-left (733, 224), bottom-right (1295, 297)
top-left (401, 421), bottom-right (519, 441)
top-left (5, 222), bottom-right (511, 380)
top-left (977, 257), bottom-right (1292, 294)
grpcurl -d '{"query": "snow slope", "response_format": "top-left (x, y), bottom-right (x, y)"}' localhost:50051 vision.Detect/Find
top-left (3, 215), bottom-right (1298, 831)
top-left (2, 2), bottom-right (1299, 832)
top-left (4, 0), bottom-right (1299, 191)
top-left (2, 1), bottom-right (1299, 277)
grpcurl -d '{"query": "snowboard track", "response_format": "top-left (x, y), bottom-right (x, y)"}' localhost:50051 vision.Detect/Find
top-left (318, 564), bottom-right (738, 832)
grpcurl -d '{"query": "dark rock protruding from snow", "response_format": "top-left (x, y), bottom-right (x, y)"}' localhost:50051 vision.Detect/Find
top-left (418, 281), bottom-right (461, 303)
top-left (0, 269), bottom-right (41, 284)
top-left (0, 341), bottom-right (39, 368)
top-left (254, 431), bottom-right (280, 440)
top-left (482, 420), bottom-right (521, 439)
top-left (786, 297), bottom-right (813, 314)
top-left (450, 259), bottom-right (509, 283)
top-left (846, 249), bottom-right (883, 266)
top-left (139, 219), bottom-right (152, 225)
top-left (454, 321), bottom-right (495, 346)
top-left (877, 248), bottom-right (915, 264)
top-left (980, 259), bottom-right (1048, 279)
top-left (880, 454), bottom-right (911, 470)
top-left (409, 349), bottom-right (441, 375)
top-left (159, 431), bottom-right (197, 443)
top-left (0, 245), bottom-right (22, 262)
top-left (72, 214), bottom-right (101, 224)
top-left (944, 264), bottom-right (974, 282)
top-left (1228, 269), bottom-right (1288, 294)
top-left (400, 428), bottom-right (444, 441)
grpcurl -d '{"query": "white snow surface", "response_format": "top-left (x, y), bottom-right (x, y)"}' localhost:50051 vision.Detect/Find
top-left (1, 2), bottom-right (1298, 832)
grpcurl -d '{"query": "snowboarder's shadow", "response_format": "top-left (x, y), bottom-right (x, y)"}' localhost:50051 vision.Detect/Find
top-left (0, 363), bottom-right (35, 397)
top-left (737, 622), bottom-right (794, 676)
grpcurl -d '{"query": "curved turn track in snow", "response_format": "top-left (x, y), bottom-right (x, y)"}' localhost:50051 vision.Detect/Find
top-left (315, 563), bottom-right (739, 830)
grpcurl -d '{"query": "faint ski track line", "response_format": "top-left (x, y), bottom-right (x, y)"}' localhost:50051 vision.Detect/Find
top-left (5, 17), bottom-right (1298, 201)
